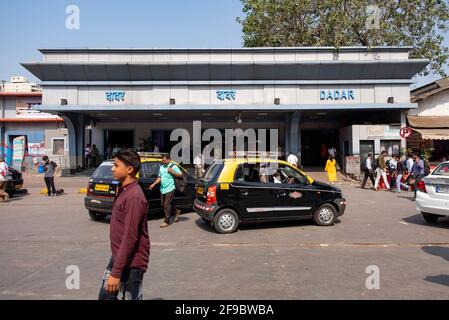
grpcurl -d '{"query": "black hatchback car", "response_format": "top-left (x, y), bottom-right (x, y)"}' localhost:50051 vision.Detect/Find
top-left (84, 155), bottom-right (198, 221)
top-left (194, 158), bottom-right (346, 233)
top-left (5, 167), bottom-right (24, 196)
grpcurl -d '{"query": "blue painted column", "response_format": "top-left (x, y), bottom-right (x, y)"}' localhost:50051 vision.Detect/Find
top-left (289, 111), bottom-right (302, 165)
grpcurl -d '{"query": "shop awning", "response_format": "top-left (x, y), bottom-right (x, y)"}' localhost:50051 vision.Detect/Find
top-left (407, 115), bottom-right (449, 128)
top-left (413, 128), bottom-right (449, 140)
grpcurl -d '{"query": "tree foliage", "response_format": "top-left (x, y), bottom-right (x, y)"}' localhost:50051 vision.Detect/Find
top-left (237, 0), bottom-right (449, 76)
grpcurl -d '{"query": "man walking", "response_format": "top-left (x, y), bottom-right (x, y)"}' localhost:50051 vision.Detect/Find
top-left (405, 153), bottom-right (415, 184)
top-left (0, 157), bottom-right (11, 202)
top-left (194, 153), bottom-right (204, 178)
top-left (361, 153), bottom-right (375, 189)
top-left (91, 144), bottom-right (100, 167)
top-left (387, 155), bottom-right (398, 190)
top-left (374, 151), bottom-right (390, 191)
top-left (411, 154), bottom-right (425, 200)
top-left (287, 152), bottom-right (299, 167)
top-left (99, 149), bottom-right (149, 300)
top-left (42, 156), bottom-right (58, 198)
top-left (84, 144), bottom-right (92, 169)
top-left (394, 154), bottom-right (410, 193)
top-left (149, 154), bottom-right (182, 228)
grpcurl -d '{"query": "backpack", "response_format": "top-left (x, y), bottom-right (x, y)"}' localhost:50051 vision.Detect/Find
top-left (169, 163), bottom-right (188, 192)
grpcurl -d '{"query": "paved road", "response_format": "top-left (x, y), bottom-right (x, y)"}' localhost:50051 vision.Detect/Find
top-left (0, 175), bottom-right (448, 299)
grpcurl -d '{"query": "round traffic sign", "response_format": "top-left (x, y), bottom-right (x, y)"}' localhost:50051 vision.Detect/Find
top-left (400, 127), bottom-right (413, 138)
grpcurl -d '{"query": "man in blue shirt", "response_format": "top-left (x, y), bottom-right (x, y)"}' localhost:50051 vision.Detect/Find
top-left (149, 155), bottom-right (183, 228)
top-left (411, 154), bottom-right (425, 200)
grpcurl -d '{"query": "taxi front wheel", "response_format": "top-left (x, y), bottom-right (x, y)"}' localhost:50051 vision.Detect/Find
top-left (313, 204), bottom-right (337, 226)
top-left (89, 210), bottom-right (107, 221)
top-left (213, 209), bottom-right (239, 234)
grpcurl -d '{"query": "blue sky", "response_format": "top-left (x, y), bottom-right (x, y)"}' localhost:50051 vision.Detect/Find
top-left (0, 0), bottom-right (447, 88)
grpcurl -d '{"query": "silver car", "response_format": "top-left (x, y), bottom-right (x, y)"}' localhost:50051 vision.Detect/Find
top-left (416, 161), bottom-right (449, 223)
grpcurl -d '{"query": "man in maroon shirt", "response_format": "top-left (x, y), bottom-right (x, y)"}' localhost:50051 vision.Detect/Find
top-left (98, 149), bottom-right (150, 300)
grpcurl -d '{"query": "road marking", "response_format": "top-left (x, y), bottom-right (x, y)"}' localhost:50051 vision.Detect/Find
top-left (399, 221), bottom-right (409, 226)
top-left (3, 239), bottom-right (449, 248)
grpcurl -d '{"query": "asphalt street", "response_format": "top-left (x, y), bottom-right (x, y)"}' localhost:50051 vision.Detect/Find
top-left (0, 173), bottom-right (448, 299)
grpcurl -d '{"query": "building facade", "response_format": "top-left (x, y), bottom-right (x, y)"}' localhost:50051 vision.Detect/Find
top-left (408, 77), bottom-right (449, 162)
top-left (0, 76), bottom-right (66, 171)
top-left (22, 47), bottom-right (427, 174)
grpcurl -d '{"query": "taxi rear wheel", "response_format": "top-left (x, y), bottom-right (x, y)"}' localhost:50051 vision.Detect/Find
top-left (313, 204), bottom-right (337, 226)
top-left (213, 209), bottom-right (239, 234)
top-left (89, 210), bottom-right (107, 221)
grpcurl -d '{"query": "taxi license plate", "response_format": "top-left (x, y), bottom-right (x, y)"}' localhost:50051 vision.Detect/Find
top-left (436, 185), bottom-right (449, 193)
top-left (197, 186), bottom-right (204, 195)
top-left (94, 184), bottom-right (110, 192)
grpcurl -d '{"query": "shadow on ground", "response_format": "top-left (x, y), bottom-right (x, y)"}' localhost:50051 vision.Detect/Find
top-left (403, 214), bottom-right (449, 229)
top-left (194, 217), bottom-right (341, 233)
top-left (422, 246), bottom-right (449, 287)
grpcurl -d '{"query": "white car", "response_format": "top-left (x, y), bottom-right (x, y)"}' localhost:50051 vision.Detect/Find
top-left (416, 161), bottom-right (449, 223)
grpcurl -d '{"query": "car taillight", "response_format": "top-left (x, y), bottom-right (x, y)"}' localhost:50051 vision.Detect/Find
top-left (206, 185), bottom-right (217, 205)
top-left (87, 182), bottom-right (93, 195)
top-left (416, 180), bottom-right (427, 193)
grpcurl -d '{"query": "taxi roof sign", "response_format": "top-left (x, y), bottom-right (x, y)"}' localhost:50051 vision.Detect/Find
top-left (137, 152), bottom-right (169, 158)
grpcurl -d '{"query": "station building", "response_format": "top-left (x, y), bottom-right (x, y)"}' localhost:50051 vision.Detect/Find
top-left (21, 47), bottom-right (428, 174)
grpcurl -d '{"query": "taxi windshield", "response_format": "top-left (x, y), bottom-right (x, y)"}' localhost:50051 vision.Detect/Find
top-left (140, 162), bottom-right (161, 178)
top-left (92, 163), bottom-right (114, 179)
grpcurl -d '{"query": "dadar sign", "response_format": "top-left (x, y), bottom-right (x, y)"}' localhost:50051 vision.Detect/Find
top-left (319, 89), bottom-right (355, 101)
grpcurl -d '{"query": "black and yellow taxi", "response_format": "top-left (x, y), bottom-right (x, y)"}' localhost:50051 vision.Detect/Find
top-left (5, 167), bottom-right (24, 197)
top-left (194, 158), bottom-right (346, 233)
top-left (84, 152), bottom-right (197, 221)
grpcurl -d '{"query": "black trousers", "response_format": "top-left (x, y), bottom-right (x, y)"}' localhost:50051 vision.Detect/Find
top-left (161, 190), bottom-right (177, 224)
top-left (361, 169), bottom-right (375, 188)
top-left (98, 257), bottom-right (144, 300)
top-left (44, 177), bottom-right (56, 196)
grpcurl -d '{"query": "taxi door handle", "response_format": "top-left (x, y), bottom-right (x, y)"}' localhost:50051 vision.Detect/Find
top-left (277, 190), bottom-right (287, 197)
top-left (240, 189), bottom-right (249, 196)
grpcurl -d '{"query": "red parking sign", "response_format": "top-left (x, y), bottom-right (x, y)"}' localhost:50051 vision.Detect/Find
top-left (400, 127), bottom-right (413, 138)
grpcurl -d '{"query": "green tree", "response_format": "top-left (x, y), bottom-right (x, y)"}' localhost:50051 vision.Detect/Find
top-left (237, 0), bottom-right (449, 76)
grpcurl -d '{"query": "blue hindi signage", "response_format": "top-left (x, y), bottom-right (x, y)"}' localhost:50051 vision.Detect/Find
top-left (216, 90), bottom-right (236, 101)
top-left (319, 89), bottom-right (354, 101)
top-left (106, 91), bottom-right (125, 102)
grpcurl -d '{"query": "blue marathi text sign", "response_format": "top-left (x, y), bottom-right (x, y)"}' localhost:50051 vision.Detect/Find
top-left (319, 89), bottom-right (354, 101)
top-left (216, 90), bottom-right (236, 101)
top-left (106, 91), bottom-right (125, 102)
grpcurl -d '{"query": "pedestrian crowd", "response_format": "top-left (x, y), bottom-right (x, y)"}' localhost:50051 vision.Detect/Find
top-left (361, 151), bottom-right (431, 199)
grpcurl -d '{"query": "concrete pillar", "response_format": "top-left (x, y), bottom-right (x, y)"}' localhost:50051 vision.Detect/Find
top-left (284, 113), bottom-right (291, 158)
top-left (289, 111), bottom-right (301, 164)
top-left (60, 113), bottom-right (86, 174)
